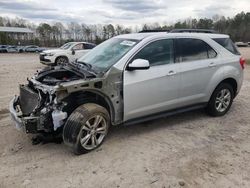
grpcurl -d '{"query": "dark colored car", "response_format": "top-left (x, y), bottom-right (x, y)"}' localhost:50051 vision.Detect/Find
top-left (0, 45), bottom-right (8, 53)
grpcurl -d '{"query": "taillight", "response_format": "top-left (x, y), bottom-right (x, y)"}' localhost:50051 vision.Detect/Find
top-left (240, 57), bottom-right (246, 69)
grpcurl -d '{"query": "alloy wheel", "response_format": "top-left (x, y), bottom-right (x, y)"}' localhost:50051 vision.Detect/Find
top-left (215, 89), bottom-right (231, 112)
top-left (80, 115), bottom-right (108, 150)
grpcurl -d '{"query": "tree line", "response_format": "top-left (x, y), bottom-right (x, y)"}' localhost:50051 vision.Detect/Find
top-left (0, 12), bottom-right (249, 46)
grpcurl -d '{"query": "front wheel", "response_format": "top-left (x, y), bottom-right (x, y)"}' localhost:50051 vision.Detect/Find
top-left (63, 103), bottom-right (110, 155)
top-left (206, 83), bottom-right (234, 117)
top-left (55, 56), bottom-right (68, 65)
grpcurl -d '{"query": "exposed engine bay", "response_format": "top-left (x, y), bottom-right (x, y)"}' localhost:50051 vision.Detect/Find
top-left (14, 65), bottom-right (93, 133)
top-left (36, 69), bottom-right (83, 86)
top-left (10, 63), bottom-right (124, 137)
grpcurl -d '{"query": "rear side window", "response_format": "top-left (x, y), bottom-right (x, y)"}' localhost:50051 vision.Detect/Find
top-left (175, 38), bottom-right (217, 62)
top-left (133, 39), bottom-right (174, 66)
top-left (212, 38), bottom-right (240, 55)
top-left (84, 43), bottom-right (96, 49)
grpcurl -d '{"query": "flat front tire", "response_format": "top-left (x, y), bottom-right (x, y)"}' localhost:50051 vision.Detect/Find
top-left (206, 83), bottom-right (234, 117)
top-left (63, 103), bottom-right (110, 155)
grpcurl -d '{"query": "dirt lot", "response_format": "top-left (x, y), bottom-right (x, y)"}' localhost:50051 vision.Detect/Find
top-left (239, 47), bottom-right (250, 60)
top-left (0, 50), bottom-right (250, 188)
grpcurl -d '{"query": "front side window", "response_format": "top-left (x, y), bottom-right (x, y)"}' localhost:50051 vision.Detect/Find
top-left (73, 43), bottom-right (84, 50)
top-left (60, 42), bottom-right (74, 50)
top-left (133, 39), bottom-right (174, 66)
top-left (176, 38), bottom-right (217, 62)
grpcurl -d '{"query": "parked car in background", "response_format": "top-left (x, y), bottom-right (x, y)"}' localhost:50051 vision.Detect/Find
top-left (235, 42), bottom-right (248, 47)
top-left (0, 45), bottom-right (18, 53)
top-left (24, 45), bottom-right (46, 52)
top-left (0, 45), bottom-right (8, 53)
top-left (6, 46), bottom-right (18, 53)
top-left (39, 42), bottom-right (96, 65)
top-left (17, 46), bottom-right (27, 53)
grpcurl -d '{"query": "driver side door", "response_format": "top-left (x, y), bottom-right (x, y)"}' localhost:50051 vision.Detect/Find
top-left (71, 43), bottom-right (86, 61)
top-left (123, 39), bottom-right (181, 121)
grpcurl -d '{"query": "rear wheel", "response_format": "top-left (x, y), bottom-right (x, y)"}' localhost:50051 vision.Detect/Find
top-left (206, 83), bottom-right (234, 116)
top-left (55, 56), bottom-right (68, 65)
top-left (63, 103), bottom-right (110, 155)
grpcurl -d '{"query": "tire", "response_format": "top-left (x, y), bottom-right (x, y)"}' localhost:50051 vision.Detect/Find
top-left (55, 56), bottom-right (68, 65)
top-left (206, 83), bottom-right (234, 117)
top-left (63, 103), bottom-right (110, 155)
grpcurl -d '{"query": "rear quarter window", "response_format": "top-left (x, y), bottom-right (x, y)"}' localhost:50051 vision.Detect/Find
top-left (175, 38), bottom-right (217, 62)
top-left (212, 38), bottom-right (240, 55)
top-left (84, 43), bottom-right (96, 49)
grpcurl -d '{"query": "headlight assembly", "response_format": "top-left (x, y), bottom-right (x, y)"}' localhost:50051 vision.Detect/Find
top-left (46, 53), bottom-right (55, 56)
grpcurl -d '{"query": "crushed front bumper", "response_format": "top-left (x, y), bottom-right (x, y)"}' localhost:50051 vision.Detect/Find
top-left (9, 96), bottom-right (40, 133)
top-left (9, 96), bottom-right (23, 130)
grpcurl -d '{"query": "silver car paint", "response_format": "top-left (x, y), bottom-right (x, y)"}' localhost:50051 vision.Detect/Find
top-left (10, 32), bottom-right (244, 130)
top-left (38, 33), bottom-right (244, 123)
top-left (112, 33), bottom-right (244, 121)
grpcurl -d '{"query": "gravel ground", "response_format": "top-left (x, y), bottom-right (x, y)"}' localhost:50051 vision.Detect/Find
top-left (238, 47), bottom-right (250, 59)
top-left (0, 51), bottom-right (250, 188)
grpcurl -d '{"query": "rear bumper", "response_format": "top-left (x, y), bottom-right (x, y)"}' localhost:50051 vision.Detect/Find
top-left (235, 70), bottom-right (244, 98)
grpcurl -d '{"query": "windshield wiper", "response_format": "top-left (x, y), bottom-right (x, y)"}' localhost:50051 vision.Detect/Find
top-left (77, 61), bottom-right (92, 69)
top-left (76, 60), bottom-right (98, 75)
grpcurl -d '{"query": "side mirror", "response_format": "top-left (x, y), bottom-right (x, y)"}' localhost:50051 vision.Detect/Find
top-left (72, 49), bottom-right (75, 55)
top-left (127, 59), bottom-right (150, 71)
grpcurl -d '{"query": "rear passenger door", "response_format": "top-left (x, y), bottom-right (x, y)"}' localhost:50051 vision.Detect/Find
top-left (175, 38), bottom-right (219, 106)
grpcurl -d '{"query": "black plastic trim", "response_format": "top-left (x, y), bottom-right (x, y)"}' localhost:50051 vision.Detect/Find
top-left (123, 103), bottom-right (207, 126)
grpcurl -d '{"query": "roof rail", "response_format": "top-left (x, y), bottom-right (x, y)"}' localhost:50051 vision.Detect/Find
top-left (170, 29), bottom-right (217, 34)
top-left (139, 29), bottom-right (170, 33)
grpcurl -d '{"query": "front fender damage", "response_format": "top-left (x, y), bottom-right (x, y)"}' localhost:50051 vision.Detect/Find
top-left (10, 65), bottom-right (123, 136)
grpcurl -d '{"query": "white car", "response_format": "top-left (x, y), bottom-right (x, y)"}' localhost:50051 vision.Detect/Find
top-left (235, 42), bottom-right (248, 47)
top-left (39, 42), bottom-right (96, 65)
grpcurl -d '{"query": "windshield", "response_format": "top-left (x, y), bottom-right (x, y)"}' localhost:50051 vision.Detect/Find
top-left (60, 42), bottom-right (74, 50)
top-left (78, 38), bottom-right (139, 72)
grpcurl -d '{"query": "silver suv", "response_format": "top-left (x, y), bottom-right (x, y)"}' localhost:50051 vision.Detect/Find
top-left (10, 30), bottom-right (245, 154)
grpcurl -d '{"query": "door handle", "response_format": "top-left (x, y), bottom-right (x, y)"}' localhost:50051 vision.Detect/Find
top-left (208, 62), bottom-right (217, 68)
top-left (166, 70), bottom-right (176, 76)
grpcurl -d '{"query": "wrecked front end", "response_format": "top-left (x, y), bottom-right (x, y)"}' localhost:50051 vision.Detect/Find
top-left (10, 85), bottom-right (67, 133)
top-left (9, 66), bottom-right (84, 134)
top-left (9, 63), bottom-right (124, 135)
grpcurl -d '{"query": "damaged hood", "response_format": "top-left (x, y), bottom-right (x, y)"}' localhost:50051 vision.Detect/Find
top-left (34, 65), bottom-right (95, 87)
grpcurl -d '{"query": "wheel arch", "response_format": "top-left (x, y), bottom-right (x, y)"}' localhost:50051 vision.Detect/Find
top-left (219, 78), bottom-right (237, 97)
top-left (209, 77), bottom-right (238, 100)
top-left (63, 90), bottom-right (115, 125)
top-left (55, 55), bottom-right (69, 64)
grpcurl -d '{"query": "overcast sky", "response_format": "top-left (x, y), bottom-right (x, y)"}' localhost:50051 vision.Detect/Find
top-left (0, 0), bottom-right (249, 26)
